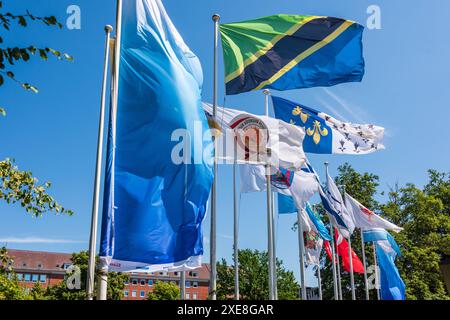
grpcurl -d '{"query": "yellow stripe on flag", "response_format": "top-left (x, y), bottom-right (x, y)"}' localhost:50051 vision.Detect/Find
top-left (254, 21), bottom-right (355, 91)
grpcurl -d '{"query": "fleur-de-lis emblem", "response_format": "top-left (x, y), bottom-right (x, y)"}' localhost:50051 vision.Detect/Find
top-left (292, 106), bottom-right (309, 124)
top-left (306, 121), bottom-right (329, 145)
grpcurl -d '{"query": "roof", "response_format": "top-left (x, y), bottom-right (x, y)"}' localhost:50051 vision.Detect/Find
top-left (6, 249), bottom-right (73, 273)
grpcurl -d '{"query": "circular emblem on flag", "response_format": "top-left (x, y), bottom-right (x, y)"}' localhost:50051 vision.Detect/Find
top-left (270, 168), bottom-right (294, 190)
top-left (230, 115), bottom-right (269, 162)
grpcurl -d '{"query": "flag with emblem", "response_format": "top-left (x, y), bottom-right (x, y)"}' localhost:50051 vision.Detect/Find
top-left (220, 14), bottom-right (365, 95)
top-left (272, 96), bottom-right (385, 155)
top-left (345, 193), bottom-right (403, 232)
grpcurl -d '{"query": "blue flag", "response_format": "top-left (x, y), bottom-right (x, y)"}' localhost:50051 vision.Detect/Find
top-left (100, 0), bottom-right (213, 272)
top-left (272, 96), bottom-right (385, 155)
top-left (305, 204), bottom-right (332, 241)
top-left (278, 194), bottom-right (297, 215)
top-left (364, 229), bottom-right (406, 300)
top-left (376, 241), bottom-right (406, 300)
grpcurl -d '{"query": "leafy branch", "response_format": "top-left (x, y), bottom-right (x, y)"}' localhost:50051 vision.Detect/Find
top-left (0, 1), bottom-right (73, 114)
top-left (0, 159), bottom-right (73, 217)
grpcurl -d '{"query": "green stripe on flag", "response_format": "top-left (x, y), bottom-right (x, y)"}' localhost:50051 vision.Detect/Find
top-left (220, 14), bottom-right (317, 83)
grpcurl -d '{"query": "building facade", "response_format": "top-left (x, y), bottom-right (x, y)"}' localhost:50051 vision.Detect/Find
top-left (6, 249), bottom-right (210, 300)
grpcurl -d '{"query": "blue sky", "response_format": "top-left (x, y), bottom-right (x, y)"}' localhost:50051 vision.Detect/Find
top-left (1, 0), bottom-right (450, 287)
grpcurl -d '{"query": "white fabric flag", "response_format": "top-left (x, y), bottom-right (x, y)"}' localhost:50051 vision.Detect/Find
top-left (325, 169), bottom-right (355, 238)
top-left (304, 230), bottom-right (324, 266)
top-left (345, 193), bottom-right (403, 233)
top-left (203, 103), bottom-right (306, 170)
top-left (239, 164), bottom-right (320, 232)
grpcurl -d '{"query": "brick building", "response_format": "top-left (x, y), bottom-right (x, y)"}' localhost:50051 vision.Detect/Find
top-left (6, 249), bottom-right (211, 300)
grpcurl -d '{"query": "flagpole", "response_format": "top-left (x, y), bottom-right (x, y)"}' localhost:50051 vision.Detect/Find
top-left (297, 210), bottom-right (307, 300)
top-left (373, 243), bottom-right (381, 300)
top-left (317, 263), bottom-right (323, 300)
top-left (210, 13), bottom-right (220, 301)
top-left (325, 162), bottom-right (339, 301)
top-left (97, 0), bottom-right (123, 301)
top-left (264, 89), bottom-right (277, 300)
top-left (272, 193), bottom-right (278, 300)
top-left (180, 272), bottom-right (186, 300)
top-left (86, 24), bottom-right (113, 301)
top-left (348, 236), bottom-right (356, 300)
top-left (266, 158), bottom-right (275, 300)
top-left (360, 229), bottom-right (370, 300)
top-left (233, 137), bottom-right (240, 301)
top-left (336, 236), bottom-right (343, 300)
top-left (343, 188), bottom-right (356, 300)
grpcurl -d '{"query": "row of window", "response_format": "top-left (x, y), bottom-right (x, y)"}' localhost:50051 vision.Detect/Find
top-left (123, 290), bottom-right (199, 300)
top-left (130, 271), bottom-right (199, 278)
top-left (15, 273), bottom-right (47, 283)
top-left (126, 279), bottom-right (199, 288)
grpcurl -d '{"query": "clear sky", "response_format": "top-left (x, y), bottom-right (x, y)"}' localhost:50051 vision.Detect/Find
top-left (1, 0), bottom-right (450, 287)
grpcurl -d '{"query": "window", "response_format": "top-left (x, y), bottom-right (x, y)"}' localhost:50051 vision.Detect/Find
top-left (189, 271), bottom-right (198, 278)
top-left (193, 282), bottom-right (198, 288)
top-left (124, 290), bottom-right (129, 297)
top-left (148, 280), bottom-right (153, 287)
top-left (22, 263), bottom-right (27, 268)
top-left (186, 293), bottom-right (190, 300)
top-left (17, 274), bottom-right (23, 281)
top-left (140, 279), bottom-right (146, 286)
top-left (24, 274), bottom-right (31, 282)
top-left (32, 274), bottom-right (39, 283)
top-left (140, 291), bottom-right (146, 298)
top-left (174, 272), bottom-right (179, 276)
top-left (186, 281), bottom-right (191, 288)
top-left (132, 291), bottom-right (137, 298)
top-left (131, 278), bottom-right (138, 285)
top-left (62, 263), bottom-right (72, 270)
top-left (124, 279), bottom-right (129, 285)
top-left (39, 275), bottom-right (47, 283)
top-left (37, 263), bottom-right (43, 269)
top-left (193, 293), bottom-right (198, 300)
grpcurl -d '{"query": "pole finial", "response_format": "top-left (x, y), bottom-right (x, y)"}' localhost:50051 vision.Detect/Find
top-left (212, 14), bottom-right (221, 22)
top-left (324, 161), bottom-right (329, 167)
top-left (263, 89), bottom-right (270, 96)
top-left (105, 25), bottom-right (113, 33)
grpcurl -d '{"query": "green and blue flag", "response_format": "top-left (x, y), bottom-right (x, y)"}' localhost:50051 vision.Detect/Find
top-left (220, 14), bottom-right (365, 95)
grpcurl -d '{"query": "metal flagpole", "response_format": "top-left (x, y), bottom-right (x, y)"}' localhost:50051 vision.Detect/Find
top-left (180, 272), bottom-right (186, 300)
top-left (86, 25), bottom-right (113, 301)
top-left (343, 188), bottom-right (356, 300)
top-left (209, 13), bottom-right (220, 301)
top-left (233, 137), bottom-right (240, 301)
top-left (348, 236), bottom-right (356, 300)
top-left (336, 235), bottom-right (343, 300)
top-left (264, 89), bottom-right (277, 300)
top-left (297, 210), bottom-right (307, 300)
top-left (263, 89), bottom-right (275, 300)
top-left (373, 243), bottom-right (381, 300)
top-left (360, 229), bottom-right (370, 300)
top-left (330, 223), bottom-right (339, 300)
top-left (317, 264), bottom-right (323, 300)
top-left (98, 0), bottom-right (123, 301)
top-left (272, 195), bottom-right (278, 300)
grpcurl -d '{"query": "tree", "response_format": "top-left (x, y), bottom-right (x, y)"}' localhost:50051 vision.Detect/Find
top-left (0, 2), bottom-right (73, 215)
top-left (319, 164), bottom-right (450, 300)
top-left (44, 251), bottom-right (129, 300)
top-left (0, 0), bottom-right (72, 116)
top-left (147, 281), bottom-right (180, 301)
top-left (0, 159), bottom-right (73, 216)
top-left (217, 249), bottom-right (300, 300)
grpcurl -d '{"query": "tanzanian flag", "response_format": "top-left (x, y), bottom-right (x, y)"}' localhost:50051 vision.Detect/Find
top-left (220, 14), bottom-right (365, 95)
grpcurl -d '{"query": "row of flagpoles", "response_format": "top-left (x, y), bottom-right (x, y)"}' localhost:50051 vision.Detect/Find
top-left (85, 0), bottom-right (405, 301)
